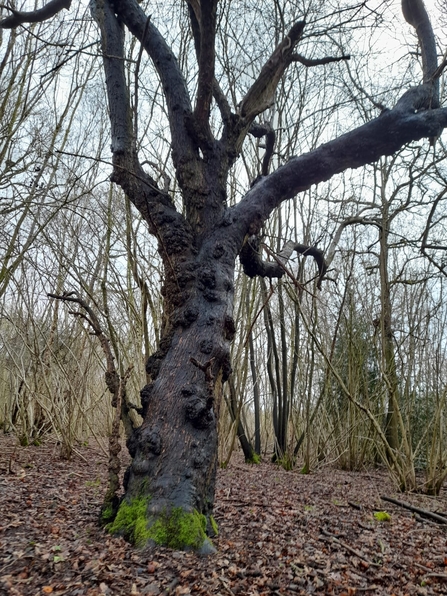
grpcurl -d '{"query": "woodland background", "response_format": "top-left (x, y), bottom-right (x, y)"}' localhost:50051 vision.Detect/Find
top-left (1, 0), bottom-right (447, 496)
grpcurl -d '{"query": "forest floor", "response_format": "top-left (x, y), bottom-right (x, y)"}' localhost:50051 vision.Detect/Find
top-left (1, 436), bottom-right (447, 596)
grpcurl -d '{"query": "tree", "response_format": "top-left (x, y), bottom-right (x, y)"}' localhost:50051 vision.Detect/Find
top-left (2, 0), bottom-right (446, 551)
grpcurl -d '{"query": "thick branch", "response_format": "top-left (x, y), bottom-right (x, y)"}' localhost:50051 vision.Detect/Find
top-left (91, 0), bottom-right (132, 156)
top-left (112, 0), bottom-right (195, 168)
top-left (238, 21), bottom-right (305, 122)
top-left (240, 237), bottom-right (327, 288)
top-left (0, 0), bottom-right (71, 28)
top-left (187, 2), bottom-right (231, 131)
top-left (219, 20), bottom-right (309, 163)
top-left (193, 0), bottom-right (218, 134)
top-left (240, 235), bottom-right (284, 279)
top-left (231, 101), bottom-right (447, 245)
top-left (91, 0), bottom-right (193, 258)
top-left (401, 0), bottom-right (438, 108)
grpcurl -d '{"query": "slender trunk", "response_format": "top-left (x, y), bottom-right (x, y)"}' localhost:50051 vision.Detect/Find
top-left (260, 279), bottom-right (282, 459)
top-left (248, 332), bottom-right (261, 455)
top-left (224, 378), bottom-right (258, 463)
top-left (378, 207), bottom-right (399, 452)
top-left (246, 286), bottom-right (261, 455)
top-left (278, 282), bottom-right (289, 455)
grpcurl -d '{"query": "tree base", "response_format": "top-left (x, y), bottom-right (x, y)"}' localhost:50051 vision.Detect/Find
top-left (106, 497), bottom-right (217, 554)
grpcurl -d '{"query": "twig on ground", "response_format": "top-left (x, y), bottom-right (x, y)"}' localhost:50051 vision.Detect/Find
top-left (348, 501), bottom-right (362, 510)
top-left (381, 496), bottom-right (447, 524)
top-left (319, 528), bottom-right (381, 567)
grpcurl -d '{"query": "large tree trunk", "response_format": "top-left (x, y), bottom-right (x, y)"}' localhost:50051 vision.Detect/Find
top-left (109, 237), bottom-right (236, 552)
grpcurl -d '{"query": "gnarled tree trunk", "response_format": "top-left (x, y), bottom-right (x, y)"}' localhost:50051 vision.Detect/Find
top-left (122, 235), bottom-right (237, 552)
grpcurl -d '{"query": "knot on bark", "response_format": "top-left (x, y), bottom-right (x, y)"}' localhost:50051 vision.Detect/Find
top-left (182, 386), bottom-right (214, 429)
top-left (213, 242), bottom-right (225, 259)
top-left (224, 316), bottom-right (236, 341)
top-left (176, 262), bottom-right (197, 288)
top-left (203, 289), bottom-right (219, 302)
top-left (140, 384), bottom-right (153, 417)
top-left (198, 267), bottom-right (217, 299)
top-left (184, 306), bottom-right (199, 325)
top-left (172, 305), bottom-right (200, 329)
top-left (141, 426), bottom-right (162, 456)
top-left (193, 451), bottom-right (206, 469)
top-left (146, 328), bottom-right (174, 379)
top-left (105, 370), bottom-right (120, 395)
top-left (199, 339), bottom-right (213, 354)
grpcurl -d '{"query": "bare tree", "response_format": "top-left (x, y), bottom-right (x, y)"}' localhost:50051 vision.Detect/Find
top-left (2, 0), bottom-right (446, 551)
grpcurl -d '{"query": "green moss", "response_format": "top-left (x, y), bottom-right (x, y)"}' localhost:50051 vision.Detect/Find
top-left (106, 496), bottom-right (151, 546)
top-left (374, 511), bottom-right (391, 522)
top-left (277, 454), bottom-right (294, 471)
top-left (147, 508), bottom-right (208, 550)
top-left (247, 452), bottom-right (261, 464)
top-left (101, 504), bottom-right (115, 525)
top-left (209, 515), bottom-right (219, 536)
top-left (107, 498), bottom-right (213, 552)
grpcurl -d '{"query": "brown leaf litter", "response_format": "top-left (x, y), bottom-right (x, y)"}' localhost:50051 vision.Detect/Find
top-left (1, 436), bottom-right (447, 595)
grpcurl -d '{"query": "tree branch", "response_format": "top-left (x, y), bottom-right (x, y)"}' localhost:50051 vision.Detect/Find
top-left (249, 122), bottom-right (276, 177)
top-left (238, 21), bottom-right (305, 122)
top-left (326, 215), bottom-right (376, 267)
top-left (0, 0), bottom-right (71, 29)
top-left (91, 0), bottom-right (132, 156)
top-left (91, 0), bottom-right (193, 261)
top-left (193, 0), bottom-right (218, 136)
top-left (231, 102), bottom-right (447, 247)
top-left (48, 291), bottom-right (116, 384)
top-left (239, 237), bottom-right (327, 289)
top-left (290, 53), bottom-right (350, 67)
top-left (112, 0), bottom-right (195, 169)
top-left (401, 0), bottom-right (438, 108)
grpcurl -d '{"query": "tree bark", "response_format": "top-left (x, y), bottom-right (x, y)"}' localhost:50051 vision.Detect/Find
top-left (117, 231), bottom-right (236, 551)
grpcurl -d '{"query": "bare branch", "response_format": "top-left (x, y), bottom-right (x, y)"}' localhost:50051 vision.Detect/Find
top-left (91, 0), bottom-right (132, 156)
top-left (249, 122), bottom-right (276, 177)
top-left (290, 53), bottom-right (350, 67)
top-left (281, 242), bottom-right (327, 289)
top-left (90, 0), bottom-right (193, 264)
top-left (240, 237), bottom-right (327, 289)
top-left (48, 292), bottom-right (116, 380)
top-left (0, 0), bottom-right (71, 29)
top-left (193, 0), bottom-right (218, 136)
top-left (326, 215), bottom-right (376, 267)
top-left (112, 0), bottom-right (195, 168)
